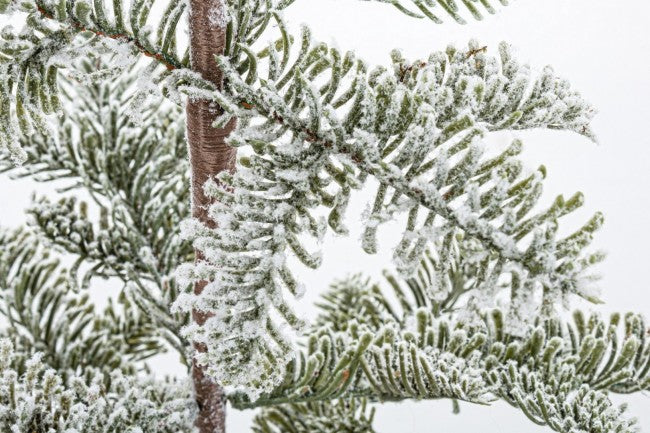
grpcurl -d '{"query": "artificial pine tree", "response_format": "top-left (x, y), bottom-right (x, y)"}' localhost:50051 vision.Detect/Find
top-left (0, 0), bottom-right (648, 432)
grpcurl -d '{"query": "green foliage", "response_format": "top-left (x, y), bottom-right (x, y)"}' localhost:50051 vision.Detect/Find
top-left (1, 59), bottom-right (191, 361)
top-left (237, 275), bottom-right (647, 431)
top-left (314, 272), bottom-right (650, 398)
top-left (0, 0), bottom-right (512, 163)
top-left (0, 339), bottom-right (196, 432)
top-left (497, 368), bottom-right (638, 432)
top-left (0, 0), bottom-right (296, 163)
top-left (1, 0), bottom-right (648, 432)
top-left (360, 0), bottom-right (511, 24)
top-left (234, 314), bottom-right (491, 408)
top-left (0, 229), bottom-right (162, 377)
top-left (0, 59), bottom-right (200, 431)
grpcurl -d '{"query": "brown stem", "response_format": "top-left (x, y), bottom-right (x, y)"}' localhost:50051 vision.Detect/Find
top-left (187, 0), bottom-right (236, 432)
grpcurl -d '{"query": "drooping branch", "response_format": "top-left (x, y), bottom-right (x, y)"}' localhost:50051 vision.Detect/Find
top-left (172, 33), bottom-right (601, 398)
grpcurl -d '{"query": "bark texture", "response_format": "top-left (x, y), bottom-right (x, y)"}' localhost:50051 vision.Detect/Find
top-left (187, 0), bottom-right (235, 432)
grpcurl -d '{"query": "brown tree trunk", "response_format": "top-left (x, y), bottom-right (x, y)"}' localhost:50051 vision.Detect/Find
top-left (186, 0), bottom-right (236, 432)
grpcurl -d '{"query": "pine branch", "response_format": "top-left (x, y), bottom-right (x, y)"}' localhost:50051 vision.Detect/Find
top-left (0, 339), bottom-right (196, 432)
top-left (0, 0), bottom-right (296, 164)
top-left (315, 275), bottom-right (650, 396)
top-left (0, 59), bottom-right (192, 360)
top-left (359, 0), bottom-right (512, 24)
top-left (0, 229), bottom-right (164, 377)
top-left (494, 363), bottom-right (638, 432)
top-left (230, 276), bottom-right (646, 431)
top-left (173, 29), bottom-right (599, 395)
top-left (230, 321), bottom-right (493, 408)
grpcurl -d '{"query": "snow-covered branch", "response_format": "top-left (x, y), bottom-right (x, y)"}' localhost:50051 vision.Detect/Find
top-left (359, 0), bottom-right (513, 24)
top-left (173, 27), bottom-right (601, 395)
top-left (0, 339), bottom-right (196, 432)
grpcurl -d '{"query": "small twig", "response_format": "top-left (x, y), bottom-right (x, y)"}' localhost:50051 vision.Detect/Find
top-left (466, 46), bottom-right (487, 59)
top-left (35, 2), bottom-right (181, 71)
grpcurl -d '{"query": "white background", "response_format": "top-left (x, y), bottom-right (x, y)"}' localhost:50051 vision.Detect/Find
top-left (2, 0), bottom-right (650, 431)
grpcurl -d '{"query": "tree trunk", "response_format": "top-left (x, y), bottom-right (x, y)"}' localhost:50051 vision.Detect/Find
top-left (186, 0), bottom-right (235, 432)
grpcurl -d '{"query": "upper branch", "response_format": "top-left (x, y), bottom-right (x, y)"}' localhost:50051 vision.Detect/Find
top-left (0, 0), bottom-right (289, 163)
